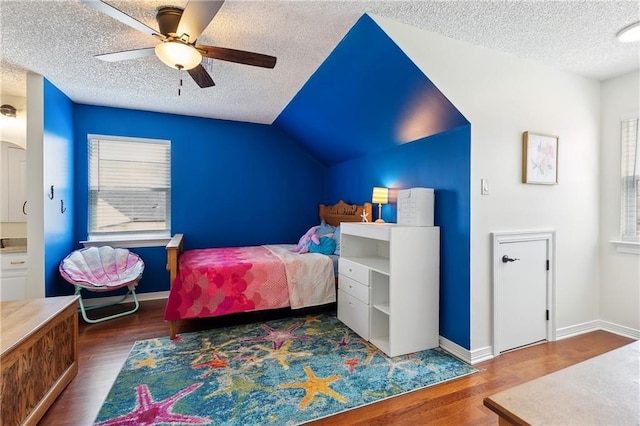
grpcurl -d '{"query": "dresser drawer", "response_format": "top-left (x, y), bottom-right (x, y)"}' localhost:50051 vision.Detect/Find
top-left (337, 289), bottom-right (369, 340)
top-left (339, 274), bottom-right (369, 304)
top-left (1, 254), bottom-right (27, 271)
top-left (338, 258), bottom-right (369, 285)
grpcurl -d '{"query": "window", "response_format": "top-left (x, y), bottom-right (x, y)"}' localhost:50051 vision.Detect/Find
top-left (88, 135), bottom-right (170, 241)
top-left (621, 117), bottom-right (639, 241)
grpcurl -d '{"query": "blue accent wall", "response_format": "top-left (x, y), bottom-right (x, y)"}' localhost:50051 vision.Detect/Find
top-left (274, 14), bottom-right (472, 349)
top-left (43, 79), bottom-right (75, 296)
top-left (325, 127), bottom-right (471, 348)
top-left (71, 105), bottom-right (325, 294)
top-left (274, 14), bottom-right (468, 166)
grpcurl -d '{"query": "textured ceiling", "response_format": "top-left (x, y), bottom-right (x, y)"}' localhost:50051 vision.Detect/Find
top-left (1, 0), bottom-right (638, 125)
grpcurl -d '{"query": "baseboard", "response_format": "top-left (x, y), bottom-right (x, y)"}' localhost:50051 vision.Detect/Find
top-left (598, 320), bottom-right (640, 340)
top-left (556, 319), bottom-right (639, 341)
top-left (470, 345), bottom-right (494, 364)
top-left (556, 320), bottom-right (600, 340)
top-left (439, 336), bottom-right (493, 365)
top-left (439, 336), bottom-right (470, 364)
top-left (446, 320), bottom-right (638, 365)
top-left (82, 290), bottom-right (169, 307)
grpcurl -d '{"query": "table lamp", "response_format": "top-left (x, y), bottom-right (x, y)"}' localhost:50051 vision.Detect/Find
top-left (372, 187), bottom-right (389, 223)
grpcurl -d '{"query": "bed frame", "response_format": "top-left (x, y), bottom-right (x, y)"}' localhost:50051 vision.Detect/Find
top-left (165, 201), bottom-right (372, 338)
top-left (319, 200), bottom-right (372, 227)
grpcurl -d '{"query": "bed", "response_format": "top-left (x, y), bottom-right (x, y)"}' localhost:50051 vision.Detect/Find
top-left (164, 201), bottom-right (372, 338)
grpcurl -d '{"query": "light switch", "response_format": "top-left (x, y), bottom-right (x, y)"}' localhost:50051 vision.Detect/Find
top-left (481, 179), bottom-right (489, 195)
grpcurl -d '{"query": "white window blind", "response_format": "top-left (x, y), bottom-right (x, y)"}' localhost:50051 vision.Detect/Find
top-left (621, 117), bottom-right (639, 240)
top-left (88, 135), bottom-right (170, 238)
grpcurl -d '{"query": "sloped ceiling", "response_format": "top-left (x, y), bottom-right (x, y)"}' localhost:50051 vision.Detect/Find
top-left (274, 14), bottom-right (469, 166)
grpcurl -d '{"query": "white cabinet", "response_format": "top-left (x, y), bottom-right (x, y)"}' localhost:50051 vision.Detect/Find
top-left (0, 252), bottom-right (28, 301)
top-left (1, 142), bottom-right (27, 222)
top-left (338, 222), bottom-right (439, 357)
top-left (337, 258), bottom-right (371, 340)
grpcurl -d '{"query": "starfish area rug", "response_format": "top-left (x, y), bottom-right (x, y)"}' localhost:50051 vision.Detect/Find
top-left (94, 313), bottom-right (476, 425)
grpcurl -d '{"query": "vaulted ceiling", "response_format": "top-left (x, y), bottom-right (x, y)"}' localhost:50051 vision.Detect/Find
top-left (275, 14), bottom-right (469, 166)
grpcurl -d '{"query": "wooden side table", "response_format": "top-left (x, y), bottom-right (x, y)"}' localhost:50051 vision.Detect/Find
top-left (0, 296), bottom-right (79, 425)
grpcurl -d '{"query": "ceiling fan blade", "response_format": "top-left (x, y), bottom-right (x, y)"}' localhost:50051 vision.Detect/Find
top-left (177, 0), bottom-right (225, 42)
top-left (95, 48), bottom-right (156, 62)
top-left (197, 45), bottom-right (277, 68)
top-left (187, 65), bottom-right (215, 88)
top-left (82, 0), bottom-right (165, 41)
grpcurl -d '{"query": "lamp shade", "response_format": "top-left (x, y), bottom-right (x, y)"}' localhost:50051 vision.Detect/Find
top-left (155, 41), bottom-right (202, 70)
top-left (372, 187), bottom-right (389, 205)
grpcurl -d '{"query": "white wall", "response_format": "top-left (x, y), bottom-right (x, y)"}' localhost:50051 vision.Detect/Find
top-left (26, 72), bottom-right (45, 298)
top-left (374, 15), bottom-right (602, 351)
top-left (599, 71), bottom-right (640, 335)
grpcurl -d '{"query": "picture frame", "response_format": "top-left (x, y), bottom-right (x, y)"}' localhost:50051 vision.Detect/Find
top-left (522, 131), bottom-right (559, 185)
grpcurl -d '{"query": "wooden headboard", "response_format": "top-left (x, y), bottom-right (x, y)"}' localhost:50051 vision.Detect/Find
top-left (319, 200), bottom-right (373, 227)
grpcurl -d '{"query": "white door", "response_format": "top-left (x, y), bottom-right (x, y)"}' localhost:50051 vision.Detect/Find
top-left (7, 146), bottom-right (27, 222)
top-left (495, 238), bottom-right (549, 353)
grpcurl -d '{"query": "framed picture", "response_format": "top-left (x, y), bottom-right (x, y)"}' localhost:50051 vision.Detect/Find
top-left (522, 131), bottom-right (558, 184)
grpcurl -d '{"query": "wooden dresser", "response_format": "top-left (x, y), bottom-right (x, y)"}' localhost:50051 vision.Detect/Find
top-left (0, 296), bottom-right (79, 425)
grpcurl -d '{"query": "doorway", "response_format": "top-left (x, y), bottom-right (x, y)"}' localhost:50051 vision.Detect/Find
top-left (492, 230), bottom-right (555, 356)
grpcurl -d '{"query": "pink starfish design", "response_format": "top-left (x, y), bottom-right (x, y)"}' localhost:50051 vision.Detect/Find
top-left (336, 332), bottom-right (350, 348)
top-left (94, 383), bottom-right (210, 425)
top-left (243, 322), bottom-right (310, 349)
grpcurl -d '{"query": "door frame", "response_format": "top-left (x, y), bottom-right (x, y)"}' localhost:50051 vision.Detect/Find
top-left (491, 230), bottom-right (556, 357)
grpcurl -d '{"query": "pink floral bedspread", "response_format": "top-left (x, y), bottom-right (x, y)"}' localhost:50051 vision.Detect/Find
top-left (164, 245), bottom-right (335, 321)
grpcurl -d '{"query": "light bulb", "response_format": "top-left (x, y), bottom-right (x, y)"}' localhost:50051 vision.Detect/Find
top-left (155, 41), bottom-right (202, 70)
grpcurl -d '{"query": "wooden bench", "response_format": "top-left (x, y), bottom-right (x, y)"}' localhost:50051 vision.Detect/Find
top-left (1, 296), bottom-right (79, 425)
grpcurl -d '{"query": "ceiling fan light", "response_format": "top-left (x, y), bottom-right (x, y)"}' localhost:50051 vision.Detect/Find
top-left (617, 21), bottom-right (640, 42)
top-left (155, 41), bottom-right (202, 70)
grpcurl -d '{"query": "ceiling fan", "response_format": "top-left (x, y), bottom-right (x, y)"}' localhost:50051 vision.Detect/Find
top-left (82, 0), bottom-right (277, 89)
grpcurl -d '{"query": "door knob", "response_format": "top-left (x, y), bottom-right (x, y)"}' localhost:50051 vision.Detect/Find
top-left (502, 255), bottom-right (520, 263)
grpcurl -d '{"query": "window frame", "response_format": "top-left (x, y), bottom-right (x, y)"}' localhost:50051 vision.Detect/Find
top-left (85, 134), bottom-right (171, 247)
top-left (612, 115), bottom-right (640, 254)
top-left (619, 116), bottom-right (639, 242)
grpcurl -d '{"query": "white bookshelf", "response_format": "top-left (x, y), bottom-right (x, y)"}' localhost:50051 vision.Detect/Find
top-left (337, 222), bottom-right (440, 357)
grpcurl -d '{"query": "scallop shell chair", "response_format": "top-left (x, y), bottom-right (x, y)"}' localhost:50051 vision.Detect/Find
top-left (59, 246), bottom-right (144, 323)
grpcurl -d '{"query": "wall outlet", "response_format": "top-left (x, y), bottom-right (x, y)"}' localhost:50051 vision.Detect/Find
top-left (481, 179), bottom-right (489, 195)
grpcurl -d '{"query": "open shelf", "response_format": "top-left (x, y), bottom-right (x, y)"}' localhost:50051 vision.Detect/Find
top-left (345, 256), bottom-right (389, 275)
top-left (373, 303), bottom-right (390, 315)
top-left (369, 336), bottom-right (390, 355)
top-left (370, 307), bottom-right (390, 354)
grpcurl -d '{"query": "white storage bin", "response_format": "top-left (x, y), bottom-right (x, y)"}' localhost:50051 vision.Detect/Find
top-left (397, 187), bottom-right (434, 226)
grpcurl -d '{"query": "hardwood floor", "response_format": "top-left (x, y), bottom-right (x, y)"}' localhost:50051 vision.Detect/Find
top-left (39, 299), bottom-right (634, 426)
